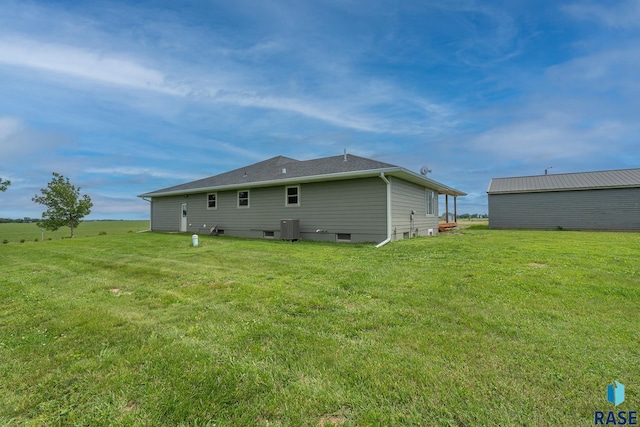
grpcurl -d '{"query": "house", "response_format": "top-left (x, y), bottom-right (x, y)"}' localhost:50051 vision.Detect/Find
top-left (487, 168), bottom-right (640, 230)
top-left (139, 154), bottom-right (466, 244)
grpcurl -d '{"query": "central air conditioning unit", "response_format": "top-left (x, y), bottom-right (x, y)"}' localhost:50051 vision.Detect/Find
top-left (280, 219), bottom-right (300, 241)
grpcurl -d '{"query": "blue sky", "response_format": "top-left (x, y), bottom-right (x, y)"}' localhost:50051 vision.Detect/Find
top-left (1, 0), bottom-right (639, 219)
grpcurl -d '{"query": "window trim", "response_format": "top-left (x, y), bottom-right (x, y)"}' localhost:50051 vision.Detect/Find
top-left (425, 190), bottom-right (436, 216)
top-left (237, 190), bottom-right (250, 208)
top-left (285, 185), bottom-right (300, 207)
top-left (206, 192), bottom-right (217, 210)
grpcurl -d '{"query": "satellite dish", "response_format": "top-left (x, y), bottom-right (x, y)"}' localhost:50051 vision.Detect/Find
top-left (420, 166), bottom-right (432, 176)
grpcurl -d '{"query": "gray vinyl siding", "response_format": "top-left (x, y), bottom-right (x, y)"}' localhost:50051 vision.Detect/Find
top-left (150, 198), bottom-right (181, 232)
top-left (489, 188), bottom-right (640, 230)
top-left (150, 177), bottom-right (387, 242)
top-left (390, 177), bottom-right (439, 239)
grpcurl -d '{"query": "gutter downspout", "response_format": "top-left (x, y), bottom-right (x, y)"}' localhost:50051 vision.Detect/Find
top-left (376, 172), bottom-right (392, 248)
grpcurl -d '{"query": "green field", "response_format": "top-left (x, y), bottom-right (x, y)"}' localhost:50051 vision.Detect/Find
top-left (0, 229), bottom-right (638, 425)
top-left (0, 220), bottom-right (150, 243)
top-left (455, 218), bottom-right (488, 228)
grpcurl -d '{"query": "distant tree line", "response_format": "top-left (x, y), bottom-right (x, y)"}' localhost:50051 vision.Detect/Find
top-left (0, 217), bottom-right (37, 224)
top-left (456, 213), bottom-right (489, 219)
top-left (0, 218), bottom-right (129, 223)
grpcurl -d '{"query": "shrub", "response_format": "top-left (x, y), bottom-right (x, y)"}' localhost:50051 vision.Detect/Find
top-left (2, 239), bottom-right (7, 244)
top-left (98, 231), bottom-right (107, 236)
top-left (20, 239), bottom-right (25, 243)
top-left (34, 238), bottom-right (39, 242)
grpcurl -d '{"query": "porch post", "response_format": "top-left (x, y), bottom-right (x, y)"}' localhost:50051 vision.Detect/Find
top-left (445, 194), bottom-right (449, 223)
top-left (454, 196), bottom-right (457, 222)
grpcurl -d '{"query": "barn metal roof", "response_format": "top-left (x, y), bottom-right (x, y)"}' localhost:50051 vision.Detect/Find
top-left (487, 168), bottom-right (640, 194)
top-left (139, 154), bottom-right (467, 197)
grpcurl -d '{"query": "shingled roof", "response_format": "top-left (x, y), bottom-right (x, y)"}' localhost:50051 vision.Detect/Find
top-left (140, 154), bottom-right (466, 197)
top-left (488, 168), bottom-right (640, 194)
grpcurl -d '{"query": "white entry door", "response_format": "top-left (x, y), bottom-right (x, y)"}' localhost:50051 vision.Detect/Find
top-left (180, 203), bottom-right (187, 232)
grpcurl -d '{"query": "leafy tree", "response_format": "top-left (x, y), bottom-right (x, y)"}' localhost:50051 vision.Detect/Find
top-left (0, 178), bottom-right (10, 192)
top-left (32, 172), bottom-right (93, 238)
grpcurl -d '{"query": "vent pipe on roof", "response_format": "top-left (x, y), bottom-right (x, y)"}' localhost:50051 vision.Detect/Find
top-left (343, 149), bottom-right (347, 162)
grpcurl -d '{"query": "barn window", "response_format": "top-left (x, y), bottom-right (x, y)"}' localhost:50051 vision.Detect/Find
top-left (207, 193), bottom-right (217, 209)
top-left (285, 185), bottom-right (300, 206)
top-left (238, 190), bottom-right (250, 208)
top-left (425, 190), bottom-right (435, 215)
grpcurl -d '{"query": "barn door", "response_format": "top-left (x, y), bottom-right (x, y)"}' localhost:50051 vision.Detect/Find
top-left (180, 203), bottom-right (187, 232)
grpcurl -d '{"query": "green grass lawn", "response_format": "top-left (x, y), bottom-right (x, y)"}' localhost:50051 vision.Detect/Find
top-left (0, 229), bottom-right (638, 426)
top-left (0, 220), bottom-right (150, 243)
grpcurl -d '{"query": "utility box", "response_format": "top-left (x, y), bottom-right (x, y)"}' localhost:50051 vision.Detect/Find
top-left (280, 219), bottom-right (300, 241)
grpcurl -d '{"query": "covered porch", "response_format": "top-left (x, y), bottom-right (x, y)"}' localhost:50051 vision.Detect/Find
top-left (439, 192), bottom-right (461, 232)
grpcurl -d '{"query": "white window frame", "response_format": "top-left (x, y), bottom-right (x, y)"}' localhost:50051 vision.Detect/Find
top-left (237, 190), bottom-right (250, 208)
top-left (285, 185), bottom-right (300, 207)
top-left (425, 190), bottom-right (435, 216)
top-left (207, 193), bottom-right (217, 210)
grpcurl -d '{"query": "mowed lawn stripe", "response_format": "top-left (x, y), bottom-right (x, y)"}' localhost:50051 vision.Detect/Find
top-left (1, 229), bottom-right (638, 425)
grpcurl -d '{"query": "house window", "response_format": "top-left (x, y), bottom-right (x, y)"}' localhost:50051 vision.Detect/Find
top-left (286, 185), bottom-right (300, 206)
top-left (238, 190), bottom-right (249, 208)
top-left (426, 190), bottom-right (435, 215)
top-left (336, 233), bottom-right (351, 242)
top-left (207, 193), bottom-right (217, 209)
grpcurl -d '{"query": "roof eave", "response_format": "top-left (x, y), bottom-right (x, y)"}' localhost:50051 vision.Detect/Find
top-left (138, 167), bottom-right (466, 198)
top-left (138, 168), bottom-right (394, 198)
top-left (387, 169), bottom-right (467, 196)
top-left (488, 184), bottom-right (640, 194)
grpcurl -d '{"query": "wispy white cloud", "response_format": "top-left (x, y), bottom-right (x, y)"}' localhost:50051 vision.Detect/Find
top-left (0, 116), bottom-right (22, 141)
top-left (206, 141), bottom-right (267, 162)
top-left (0, 34), bottom-right (454, 136)
top-left (211, 83), bottom-right (458, 136)
top-left (84, 166), bottom-right (201, 181)
top-left (215, 92), bottom-right (382, 133)
top-left (418, 1), bottom-right (521, 65)
top-left (0, 116), bottom-right (69, 162)
top-left (0, 36), bottom-right (185, 95)
top-left (546, 46), bottom-right (640, 94)
top-left (564, 0), bottom-right (640, 29)
top-left (470, 116), bottom-right (623, 162)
